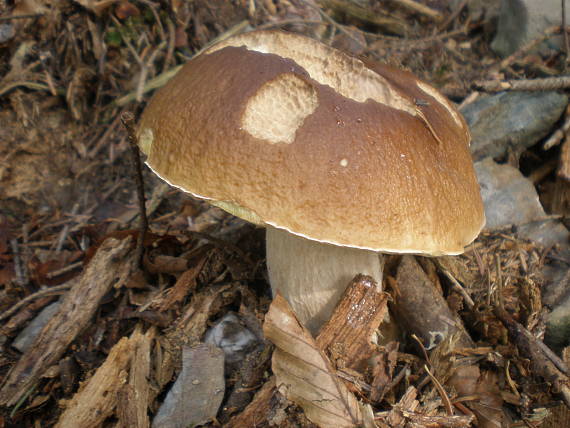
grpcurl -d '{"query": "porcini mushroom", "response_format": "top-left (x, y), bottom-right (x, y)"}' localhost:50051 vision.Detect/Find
top-left (137, 30), bottom-right (485, 334)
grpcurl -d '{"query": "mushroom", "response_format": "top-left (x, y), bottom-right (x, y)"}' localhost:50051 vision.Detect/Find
top-left (137, 30), bottom-right (485, 334)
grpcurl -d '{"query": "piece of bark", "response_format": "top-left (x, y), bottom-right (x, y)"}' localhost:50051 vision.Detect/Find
top-left (550, 138), bottom-right (570, 216)
top-left (154, 255), bottom-right (207, 312)
top-left (0, 237), bottom-right (134, 407)
top-left (117, 326), bottom-right (156, 428)
top-left (264, 294), bottom-right (367, 428)
top-left (385, 386), bottom-right (420, 427)
top-left (369, 342), bottom-right (399, 403)
top-left (316, 274), bottom-right (388, 371)
top-left (392, 255), bottom-right (472, 349)
top-left (55, 327), bottom-right (143, 428)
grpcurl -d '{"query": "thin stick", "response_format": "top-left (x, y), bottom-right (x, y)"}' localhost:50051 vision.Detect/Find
top-left (114, 20), bottom-right (250, 107)
top-left (439, 0), bottom-right (468, 32)
top-left (121, 112), bottom-right (148, 267)
top-left (543, 105), bottom-right (570, 149)
top-left (0, 284), bottom-right (71, 322)
top-left (424, 365), bottom-right (454, 416)
top-left (390, 0), bottom-right (442, 21)
top-left (494, 306), bottom-right (570, 408)
top-left (435, 260), bottom-right (475, 309)
top-left (473, 75), bottom-right (570, 92)
top-left (491, 25), bottom-right (562, 73)
top-left (10, 239), bottom-right (27, 287)
top-left (0, 13), bottom-right (43, 21)
top-left (560, 0), bottom-right (570, 63)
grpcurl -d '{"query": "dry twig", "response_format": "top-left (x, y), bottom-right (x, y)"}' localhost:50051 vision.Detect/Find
top-left (490, 25), bottom-right (563, 73)
top-left (0, 284), bottom-right (71, 323)
top-left (544, 105), bottom-right (570, 149)
top-left (390, 0), bottom-right (442, 21)
top-left (474, 75), bottom-right (570, 92)
top-left (493, 306), bottom-right (570, 408)
top-left (121, 112), bottom-right (148, 268)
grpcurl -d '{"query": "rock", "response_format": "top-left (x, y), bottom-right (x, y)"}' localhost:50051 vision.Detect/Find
top-left (545, 291), bottom-right (570, 351)
top-left (491, 0), bottom-right (569, 57)
top-left (475, 158), bottom-right (569, 247)
top-left (542, 261), bottom-right (570, 351)
top-left (461, 91), bottom-right (568, 161)
top-left (12, 302), bottom-right (61, 353)
top-left (152, 344), bottom-right (225, 428)
top-left (204, 312), bottom-right (259, 369)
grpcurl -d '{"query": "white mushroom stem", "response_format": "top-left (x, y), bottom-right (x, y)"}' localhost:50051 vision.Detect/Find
top-left (266, 226), bottom-right (384, 335)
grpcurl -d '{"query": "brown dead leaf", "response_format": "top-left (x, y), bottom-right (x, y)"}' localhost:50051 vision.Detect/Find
top-left (448, 365), bottom-right (504, 428)
top-left (264, 294), bottom-right (372, 428)
top-left (115, 0), bottom-right (140, 19)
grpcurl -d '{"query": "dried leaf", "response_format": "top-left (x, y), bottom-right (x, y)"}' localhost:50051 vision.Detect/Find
top-left (264, 294), bottom-right (367, 428)
top-left (115, 1), bottom-right (140, 19)
top-left (448, 366), bottom-right (504, 428)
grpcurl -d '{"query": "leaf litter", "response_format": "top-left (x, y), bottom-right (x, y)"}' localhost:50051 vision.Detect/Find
top-left (1, 0), bottom-right (570, 427)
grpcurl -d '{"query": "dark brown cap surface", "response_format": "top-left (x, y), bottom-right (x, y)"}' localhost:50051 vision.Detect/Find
top-left (138, 30), bottom-right (485, 255)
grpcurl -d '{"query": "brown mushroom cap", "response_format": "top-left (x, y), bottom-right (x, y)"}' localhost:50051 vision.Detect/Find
top-left (137, 30), bottom-right (485, 255)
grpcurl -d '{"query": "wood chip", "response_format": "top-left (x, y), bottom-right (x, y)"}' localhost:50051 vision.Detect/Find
top-left (0, 236), bottom-right (134, 407)
top-left (317, 274), bottom-right (388, 371)
top-left (55, 325), bottom-right (147, 428)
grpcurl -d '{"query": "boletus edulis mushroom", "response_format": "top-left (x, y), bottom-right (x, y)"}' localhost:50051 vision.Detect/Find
top-left (137, 30), bottom-right (485, 335)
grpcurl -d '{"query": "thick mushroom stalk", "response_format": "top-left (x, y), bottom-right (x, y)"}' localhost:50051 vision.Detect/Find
top-left (266, 227), bottom-right (384, 335)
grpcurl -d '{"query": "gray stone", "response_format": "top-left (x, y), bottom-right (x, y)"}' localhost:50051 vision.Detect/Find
top-left (204, 312), bottom-right (259, 368)
top-left (12, 302), bottom-right (60, 353)
top-left (152, 344), bottom-right (225, 428)
top-left (491, 0), bottom-right (569, 57)
top-left (461, 91), bottom-right (568, 161)
top-left (475, 158), bottom-right (569, 247)
top-left (545, 288), bottom-right (570, 351)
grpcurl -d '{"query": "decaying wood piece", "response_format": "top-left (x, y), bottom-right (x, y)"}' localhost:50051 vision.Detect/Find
top-left (264, 293), bottom-right (368, 428)
top-left (494, 306), bottom-right (570, 407)
top-left (55, 325), bottom-right (149, 428)
top-left (0, 237), bottom-right (134, 407)
top-left (117, 326), bottom-right (156, 428)
top-left (316, 274), bottom-right (388, 371)
top-left (393, 256), bottom-right (472, 349)
top-left (393, 256), bottom-right (505, 427)
top-left (550, 137), bottom-right (570, 215)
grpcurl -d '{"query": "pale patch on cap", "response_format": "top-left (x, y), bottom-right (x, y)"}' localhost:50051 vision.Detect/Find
top-left (208, 32), bottom-right (416, 116)
top-left (241, 73), bottom-right (318, 144)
